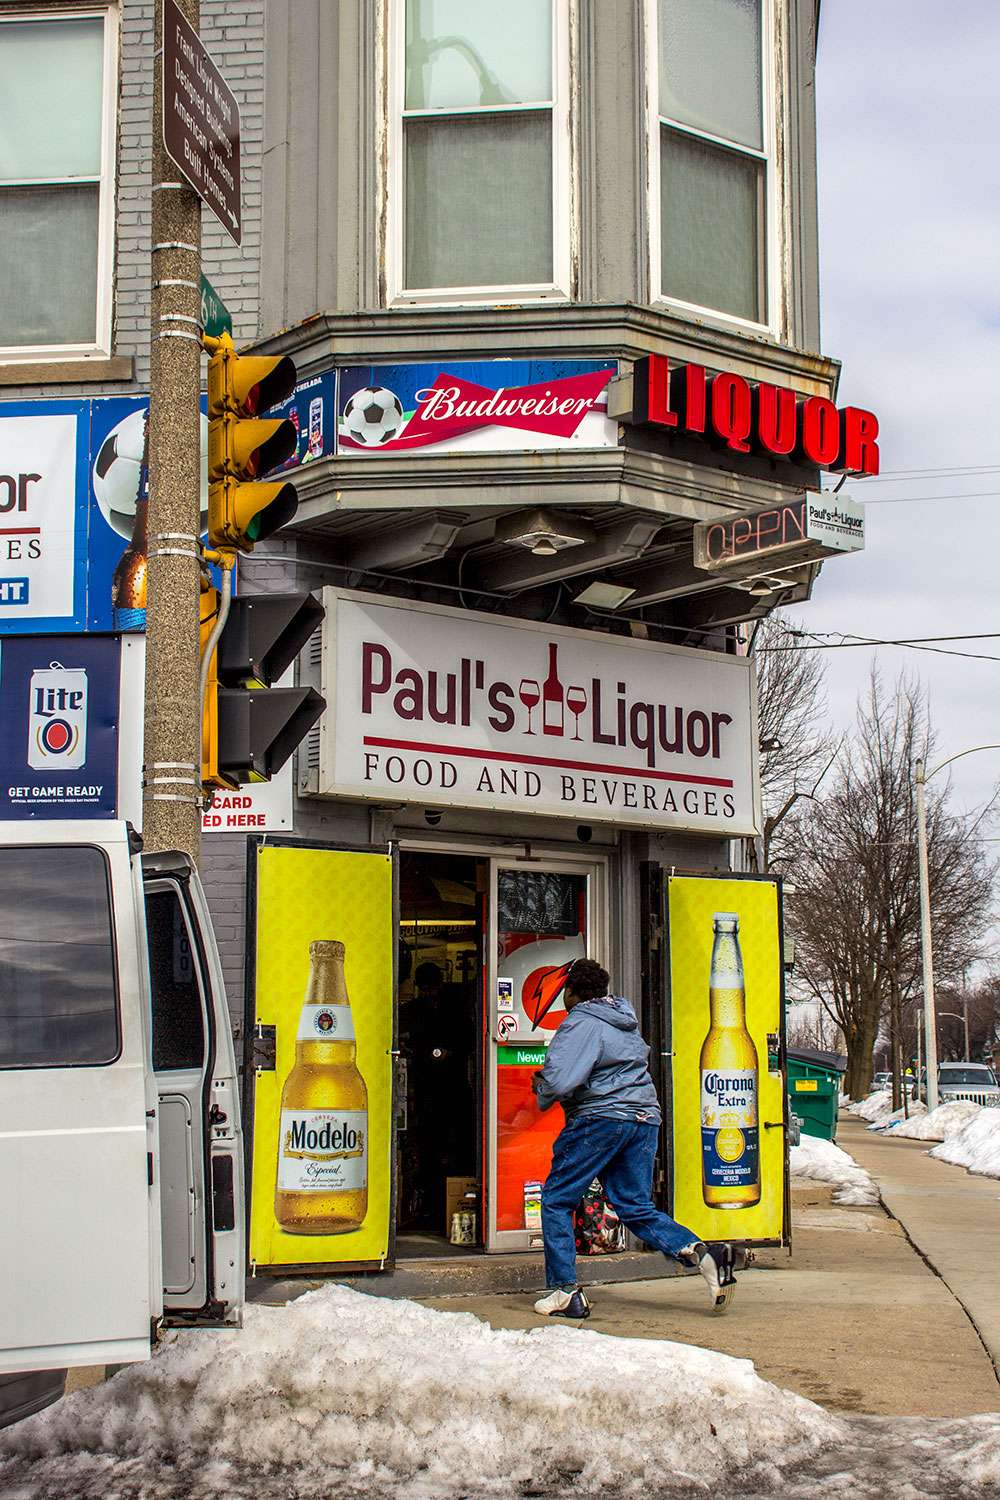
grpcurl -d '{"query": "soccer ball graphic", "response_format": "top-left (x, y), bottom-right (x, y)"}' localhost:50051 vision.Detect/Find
top-left (92, 406), bottom-right (209, 538)
top-left (341, 386), bottom-right (405, 447)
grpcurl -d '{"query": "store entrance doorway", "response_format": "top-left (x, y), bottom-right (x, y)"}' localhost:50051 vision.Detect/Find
top-left (397, 851), bottom-right (485, 1255)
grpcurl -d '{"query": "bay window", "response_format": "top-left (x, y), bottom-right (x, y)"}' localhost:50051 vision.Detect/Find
top-left (390, 0), bottom-right (569, 301)
top-left (652, 0), bottom-right (774, 328)
top-left (0, 7), bottom-right (117, 358)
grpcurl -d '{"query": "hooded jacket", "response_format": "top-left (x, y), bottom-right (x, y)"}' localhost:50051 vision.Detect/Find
top-left (534, 996), bottom-right (662, 1125)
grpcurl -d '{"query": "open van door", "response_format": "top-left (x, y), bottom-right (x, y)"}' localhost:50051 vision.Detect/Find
top-left (0, 821), bottom-right (159, 1374)
top-left (142, 852), bottom-right (244, 1325)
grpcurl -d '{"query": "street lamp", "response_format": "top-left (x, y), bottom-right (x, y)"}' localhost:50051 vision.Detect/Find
top-left (915, 745), bottom-right (1000, 1112)
top-left (938, 1008), bottom-right (971, 1059)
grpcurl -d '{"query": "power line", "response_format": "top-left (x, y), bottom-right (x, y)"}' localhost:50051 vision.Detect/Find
top-left (860, 490), bottom-right (1000, 506)
top-left (860, 464), bottom-right (1000, 483)
top-left (762, 630), bottom-right (1000, 664)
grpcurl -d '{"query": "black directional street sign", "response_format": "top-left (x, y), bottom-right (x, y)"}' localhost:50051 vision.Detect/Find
top-left (162, 0), bottom-right (242, 244)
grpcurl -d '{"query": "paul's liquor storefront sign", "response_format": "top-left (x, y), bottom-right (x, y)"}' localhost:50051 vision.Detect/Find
top-left (305, 590), bottom-right (760, 835)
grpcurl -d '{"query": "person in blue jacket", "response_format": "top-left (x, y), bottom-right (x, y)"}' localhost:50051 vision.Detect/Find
top-left (531, 956), bottom-right (736, 1319)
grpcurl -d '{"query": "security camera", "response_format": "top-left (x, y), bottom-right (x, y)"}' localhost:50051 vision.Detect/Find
top-left (424, 809), bottom-right (442, 827)
top-left (576, 825), bottom-right (593, 843)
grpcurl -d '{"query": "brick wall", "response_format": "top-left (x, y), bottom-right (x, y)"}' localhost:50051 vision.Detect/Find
top-left (0, 0), bottom-right (265, 402)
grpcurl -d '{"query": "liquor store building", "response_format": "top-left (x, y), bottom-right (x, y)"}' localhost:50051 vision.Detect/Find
top-left (0, 0), bottom-right (869, 1271)
top-left (193, 0), bottom-right (871, 1271)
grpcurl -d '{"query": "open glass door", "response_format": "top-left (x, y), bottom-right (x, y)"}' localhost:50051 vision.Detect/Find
top-left (486, 858), bottom-right (605, 1252)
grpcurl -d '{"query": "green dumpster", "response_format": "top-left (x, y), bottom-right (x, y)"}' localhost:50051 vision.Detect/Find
top-left (786, 1047), bottom-right (846, 1142)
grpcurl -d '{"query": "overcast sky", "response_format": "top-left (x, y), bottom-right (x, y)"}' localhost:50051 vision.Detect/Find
top-left (803, 2), bottom-right (1000, 829)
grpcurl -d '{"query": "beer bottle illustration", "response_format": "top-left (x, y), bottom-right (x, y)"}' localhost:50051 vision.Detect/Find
top-left (700, 913), bottom-right (760, 1208)
top-left (111, 489), bottom-right (148, 632)
top-left (275, 940), bottom-right (369, 1234)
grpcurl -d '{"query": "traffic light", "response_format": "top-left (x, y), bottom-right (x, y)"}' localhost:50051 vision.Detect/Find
top-left (206, 331), bottom-right (299, 553)
top-left (201, 590), bottom-right (325, 790)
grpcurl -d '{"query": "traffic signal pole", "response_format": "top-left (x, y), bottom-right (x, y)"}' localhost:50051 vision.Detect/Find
top-left (144, 0), bottom-right (203, 862)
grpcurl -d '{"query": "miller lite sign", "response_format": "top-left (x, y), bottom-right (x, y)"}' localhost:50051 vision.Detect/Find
top-left (0, 635), bottom-right (120, 820)
top-left (28, 663), bottom-right (88, 770)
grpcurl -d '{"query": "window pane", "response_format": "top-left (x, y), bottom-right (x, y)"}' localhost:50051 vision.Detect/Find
top-left (405, 112), bottom-right (552, 289)
top-left (405, 0), bottom-right (551, 109)
top-left (0, 847), bottom-right (119, 1069)
top-left (659, 0), bottom-right (762, 150)
top-left (660, 126), bottom-right (762, 322)
top-left (0, 185), bottom-right (99, 346)
top-left (146, 889), bottom-right (206, 1073)
top-left (0, 18), bottom-right (104, 180)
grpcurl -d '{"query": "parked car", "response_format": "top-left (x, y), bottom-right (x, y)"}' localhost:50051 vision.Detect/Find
top-left (873, 1071), bottom-right (891, 1090)
top-left (936, 1063), bottom-right (1000, 1108)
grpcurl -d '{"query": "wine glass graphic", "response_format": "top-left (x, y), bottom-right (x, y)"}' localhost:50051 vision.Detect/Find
top-left (519, 679), bottom-right (541, 735)
top-left (566, 685), bottom-right (588, 741)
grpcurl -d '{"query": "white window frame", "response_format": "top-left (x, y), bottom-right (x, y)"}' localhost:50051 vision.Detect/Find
top-left (384, 0), bottom-right (573, 306)
top-left (0, 3), bottom-right (119, 363)
top-left (646, 0), bottom-right (779, 337)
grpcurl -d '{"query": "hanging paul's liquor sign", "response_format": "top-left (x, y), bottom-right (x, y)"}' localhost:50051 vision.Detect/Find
top-left (614, 354), bottom-right (880, 477)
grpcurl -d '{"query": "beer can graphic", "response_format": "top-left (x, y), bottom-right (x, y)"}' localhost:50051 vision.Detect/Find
top-left (28, 662), bottom-right (88, 770)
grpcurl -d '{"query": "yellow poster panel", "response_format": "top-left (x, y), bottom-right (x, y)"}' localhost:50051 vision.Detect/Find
top-left (250, 845), bottom-right (394, 1269)
top-left (667, 874), bottom-right (785, 1245)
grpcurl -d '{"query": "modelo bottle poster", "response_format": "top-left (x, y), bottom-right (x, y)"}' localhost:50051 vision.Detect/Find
top-left (249, 842), bottom-right (394, 1271)
top-left (666, 874), bottom-right (785, 1245)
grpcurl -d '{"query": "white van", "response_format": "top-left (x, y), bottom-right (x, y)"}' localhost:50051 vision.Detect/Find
top-left (0, 820), bottom-right (244, 1412)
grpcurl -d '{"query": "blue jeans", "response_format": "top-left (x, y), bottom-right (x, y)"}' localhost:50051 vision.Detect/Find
top-left (541, 1115), bottom-right (698, 1289)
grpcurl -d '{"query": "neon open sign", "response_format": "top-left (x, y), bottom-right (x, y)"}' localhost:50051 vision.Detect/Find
top-left (693, 494), bottom-right (865, 572)
top-left (627, 355), bottom-right (880, 477)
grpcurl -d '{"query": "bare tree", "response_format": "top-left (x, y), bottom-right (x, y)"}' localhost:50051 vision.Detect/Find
top-left (781, 672), bottom-right (996, 1100)
top-left (751, 614), bottom-right (838, 869)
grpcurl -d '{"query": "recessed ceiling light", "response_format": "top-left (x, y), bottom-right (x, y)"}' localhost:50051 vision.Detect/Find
top-left (495, 508), bottom-right (596, 555)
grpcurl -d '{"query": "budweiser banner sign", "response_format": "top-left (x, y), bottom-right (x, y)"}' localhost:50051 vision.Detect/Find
top-left (337, 360), bottom-right (617, 455)
top-left (309, 590), bottom-right (760, 835)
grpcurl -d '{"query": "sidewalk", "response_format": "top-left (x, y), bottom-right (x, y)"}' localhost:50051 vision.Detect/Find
top-left (840, 1113), bottom-right (1000, 1373)
top-left (420, 1175), bottom-right (1000, 1417)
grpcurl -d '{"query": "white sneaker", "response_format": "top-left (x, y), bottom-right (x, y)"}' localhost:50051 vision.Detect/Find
top-left (533, 1286), bottom-right (592, 1319)
top-left (696, 1242), bottom-right (737, 1314)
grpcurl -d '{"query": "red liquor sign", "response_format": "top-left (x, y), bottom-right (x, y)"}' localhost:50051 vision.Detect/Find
top-left (623, 354), bottom-right (880, 477)
top-left (162, 0), bottom-right (241, 244)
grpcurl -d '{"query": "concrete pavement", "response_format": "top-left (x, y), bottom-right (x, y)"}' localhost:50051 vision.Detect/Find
top-left (421, 1177), bottom-right (1000, 1417)
top-left (841, 1113), bottom-right (1000, 1375)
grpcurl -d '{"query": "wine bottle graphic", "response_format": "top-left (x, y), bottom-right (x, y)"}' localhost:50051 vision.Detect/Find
top-left (542, 643), bottom-right (564, 737)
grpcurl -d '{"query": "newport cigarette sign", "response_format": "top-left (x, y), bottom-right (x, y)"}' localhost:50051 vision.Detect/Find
top-left (162, 0), bottom-right (241, 244)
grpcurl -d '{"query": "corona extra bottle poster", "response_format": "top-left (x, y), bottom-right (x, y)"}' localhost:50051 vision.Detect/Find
top-left (249, 843), bottom-right (394, 1271)
top-left (666, 874), bottom-right (785, 1245)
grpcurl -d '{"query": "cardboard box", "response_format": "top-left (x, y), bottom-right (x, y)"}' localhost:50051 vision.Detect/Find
top-left (445, 1176), bottom-right (478, 1238)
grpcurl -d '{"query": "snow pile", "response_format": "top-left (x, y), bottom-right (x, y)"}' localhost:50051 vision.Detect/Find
top-left (931, 1106), bottom-right (1000, 1179)
top-left (0, 1283), bottom-right (844, 1500)
top-left (887, 1099), bottom-right (979, 1142)
top-left (790, 1134), bottom-right (880, 1206)
top-left (847, 1089), bottom-right (894, 1123)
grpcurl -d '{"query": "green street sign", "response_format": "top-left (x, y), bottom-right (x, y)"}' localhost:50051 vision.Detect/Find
top-left (200, 273), bottom-right (232, 338)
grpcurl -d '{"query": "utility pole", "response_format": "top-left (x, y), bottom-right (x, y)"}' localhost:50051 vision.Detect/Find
top-left (144, 0), bottom-right (203, 861)
top-left (914, 758), bottom-right (940, 1112)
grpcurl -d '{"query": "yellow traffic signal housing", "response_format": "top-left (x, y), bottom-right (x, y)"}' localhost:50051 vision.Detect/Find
top-left (206, 332), bottom-right (299, 553)
top-left (201, 586), bottom-right (326, 793)
top-left (200, 582), bottom-right (222, 786)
